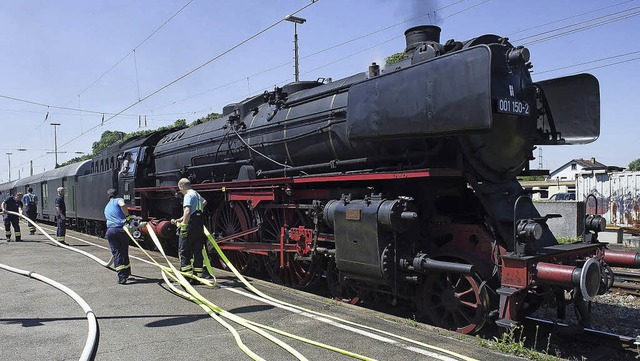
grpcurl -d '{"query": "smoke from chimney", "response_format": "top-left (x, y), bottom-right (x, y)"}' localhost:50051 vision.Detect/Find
top-left (407, 0), bottom-right (442, 27)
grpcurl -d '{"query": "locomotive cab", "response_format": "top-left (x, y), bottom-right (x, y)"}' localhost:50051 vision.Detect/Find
top-left (117, 148), bottom-right (139, 205)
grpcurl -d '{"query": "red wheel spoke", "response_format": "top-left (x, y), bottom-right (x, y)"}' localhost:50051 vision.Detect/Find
top-left (460, 300), bottom-right (479, 309)
top-left (259, 207), bottom-right (317, 289)
top-left (209, 201), bottom-right (256, 274)
top-left (416, 270), bottom-right (488, 334)
top-left (455, 288), bottom-right (474, 298)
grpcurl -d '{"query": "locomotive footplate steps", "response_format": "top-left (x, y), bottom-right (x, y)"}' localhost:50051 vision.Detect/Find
top-left (0, 228), bottom-right (519, 360)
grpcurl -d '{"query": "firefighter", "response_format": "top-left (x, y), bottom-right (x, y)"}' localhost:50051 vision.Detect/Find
top-left (173, 178), bottom-right (208, 282)
top-left (2, 193), bottom-right (22, 242)
top-left (104, 188), bottom-right (132, 284)
top-left (55, 187), bottom-right (67, 245)
top-left (22, 187), bottom-right (38, 235)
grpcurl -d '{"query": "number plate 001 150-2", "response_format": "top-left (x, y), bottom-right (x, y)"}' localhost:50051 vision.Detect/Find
top-left (495, 97), bottom-right (530, 116)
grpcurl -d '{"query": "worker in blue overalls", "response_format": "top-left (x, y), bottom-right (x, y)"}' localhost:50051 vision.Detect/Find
top-left (104, 188), bottom-right (132, 284)
top-left (55, 187), bottom-right (67, 245)
top-left (174, 178), bottom-right (208, 282)
top-left (22, 187), bottom-right (38, 235)
top-left (2, 193), bottom-right (22, 242)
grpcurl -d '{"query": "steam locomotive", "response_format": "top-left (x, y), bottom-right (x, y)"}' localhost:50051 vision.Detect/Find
top-left (3, 25), bottom-right (638, 334)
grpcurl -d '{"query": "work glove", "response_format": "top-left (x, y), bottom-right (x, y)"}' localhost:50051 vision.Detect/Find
top-left (124, 215), bottom-right (131, 227)
top-left (179, 223), bottom-right (188, 238)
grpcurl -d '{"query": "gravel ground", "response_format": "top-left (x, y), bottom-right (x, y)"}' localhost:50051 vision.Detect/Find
top-left (532, 289), bottom-right (640, 336)
top-left (529, 243), bottom-right (640, 360)
top-left (530, 291), bottom-right (640, 360)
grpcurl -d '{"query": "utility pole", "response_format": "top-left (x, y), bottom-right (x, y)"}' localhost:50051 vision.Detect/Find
top-left (6, 153), bottom-right (12, 181)
top-left (285, 15), bottom-right (306, 82)
top-left (51, 122), bottom-right (61, 168)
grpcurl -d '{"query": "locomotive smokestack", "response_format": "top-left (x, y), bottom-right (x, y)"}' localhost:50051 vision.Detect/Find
top-left (404, 25), bottom-right (441, 53)
top-left (368, 62), bottom-right (380, 77)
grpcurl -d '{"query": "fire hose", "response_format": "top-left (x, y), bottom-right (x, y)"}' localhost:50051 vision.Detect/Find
top-left (5, 210), bottom-right (477, 361)
top-left (126, 222), bottom-right (479, 361)
top-left (125, 224), bottom-right (375, 361)
top-left (201, 226), bottom-right (479, 361)
top-left (2, 211), bottom-right (101, 361)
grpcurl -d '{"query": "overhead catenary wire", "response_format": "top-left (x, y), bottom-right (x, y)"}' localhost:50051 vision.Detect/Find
top-left (56, 0), bottom-right (321, 153)
top-left (536, 50), bottom-right (640, 75)
top-left (517, 6), bottom-right (640, 45)
top-left (144, 0), bottom-right (480, 111)
top-left (150, 0), bottom-right (639, 114)
top-left (2, 0), bottom-right (196, 157)
top-left (507, 0), bottom-right (637, 37)
top-left (7, 0), bottom-right (638, 171)
top-left (561, 56), bottom-right (640, 76)
top-left (73, 0), bottom-right (195, 100)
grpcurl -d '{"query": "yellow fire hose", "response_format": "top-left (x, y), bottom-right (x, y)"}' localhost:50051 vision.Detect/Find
top-left (128, 224), bottom-right (377, 361)
top-left (7, 210), bottom-right (114, 267)
top-left (202, 226), bottom-right (479, 361)
top-left (7, 210), bottom-right (477, 361)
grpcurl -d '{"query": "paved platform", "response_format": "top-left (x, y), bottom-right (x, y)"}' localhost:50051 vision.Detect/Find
top-left (0, 224), bottom-right (522, 361)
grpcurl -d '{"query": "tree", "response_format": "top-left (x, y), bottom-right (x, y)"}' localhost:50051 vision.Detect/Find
top-left (61, 154), bottom-right (92, 166)
top-left (59, 114), bottom-right (221, 167)
top-left (92, 130), bottom-right (126, 154)
top-left (385, 52), bottom-right (405, 66)
top-left (629, 158), bottom-right (640, 171)
top-left (190, 112), bottom-right (223, 126)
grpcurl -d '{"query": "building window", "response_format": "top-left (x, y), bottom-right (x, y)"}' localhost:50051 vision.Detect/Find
top-left (571, 163), bottom-right (577, 170)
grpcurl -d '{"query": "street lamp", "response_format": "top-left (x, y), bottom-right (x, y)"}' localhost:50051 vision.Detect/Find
top-left (284, 15), bottom-right (306, 82)
top-left (6, 149), bottom-right (27, 180)
top-left (6, 153), bottom-right (11, 182)
top-left (50, 122), bottom-right (61, 168)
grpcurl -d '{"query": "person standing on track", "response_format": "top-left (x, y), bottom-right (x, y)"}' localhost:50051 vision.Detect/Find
top-left (55, 187), bottom-right (67, 245)
top-left (22, 187), bottom-right (38, 235)
top-left (1, 193), bottom-right (22, 242)
top-left (173, 178), bottom-right (208, 282)
top-left (104, 188), bottom-right (132, 285)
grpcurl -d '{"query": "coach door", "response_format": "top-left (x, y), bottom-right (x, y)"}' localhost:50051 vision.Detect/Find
top-left (41, 182), bottom-right (49, 220)
top-left (65, 178), bottom-right (76, 216)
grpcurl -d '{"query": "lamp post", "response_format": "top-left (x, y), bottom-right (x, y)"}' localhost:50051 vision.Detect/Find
top-left (6, 153), bottom-right (11, 182)
top-left (285, 15), bottom-right (306, 82)
top-left (50, 122), bottom-right (60, 168)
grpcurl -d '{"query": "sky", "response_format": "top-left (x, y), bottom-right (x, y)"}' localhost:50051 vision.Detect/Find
top-left (0, 0), bottom-right (638, 182)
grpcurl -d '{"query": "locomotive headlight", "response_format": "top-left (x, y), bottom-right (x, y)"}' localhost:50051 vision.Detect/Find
top-left (585, 214), bottom-right (606, 232)
top-left (517, 220), bottom-right (543, 242)
top-left (507, 46), bottom-right (530, 67)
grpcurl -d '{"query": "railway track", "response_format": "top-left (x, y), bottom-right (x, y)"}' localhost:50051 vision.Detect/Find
top-left (613, 269), bottom-right (640, 296)
top-left (524, 317), bottom-right (640, 359)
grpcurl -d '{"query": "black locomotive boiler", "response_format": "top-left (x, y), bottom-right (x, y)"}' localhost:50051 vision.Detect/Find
top-left (132, 26), bottom-right (639, 333)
